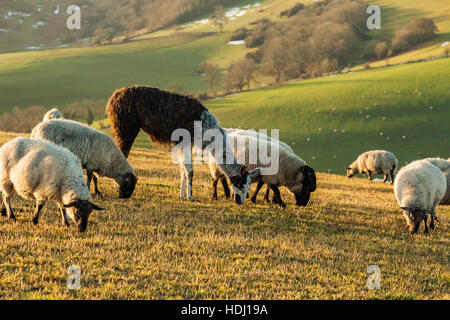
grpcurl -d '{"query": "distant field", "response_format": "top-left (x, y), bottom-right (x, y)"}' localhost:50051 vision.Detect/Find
top-left (0, 131), bottom-right (448, 299)
top-left (206, 58), bottom-right (450, 173)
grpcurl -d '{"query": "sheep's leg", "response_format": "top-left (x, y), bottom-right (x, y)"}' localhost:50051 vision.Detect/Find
top-left (211, 176), bottom-right (219, 200)
top-left (270, 186), bottom-right (286, 208)
top-left (390, 169), bottom-right (395, 184)
top-left (59, 206), bottom-right (70, 227)
top-left (2, 195), bottom-right (15, 220)
top-left (430, 215), bottom-right (435, 230)
top-left (0, 201), bottom-right (6, 217)
top-left (86, 171), bottom-right (93, 191)
top-left (251, 181), bottom-right (265, 203)
top-left (383, 174), bottom-right (388, 183)
top-left (220, 175), bottom-right (230, 199)
top-left (32, 201), bottom-right (45, 225)
top-left (92, 174), bottom-right (101, 195)
top-left (264, 185), bottom-right (271, 203)
top-left (423, 215), bottom-right (429, 233)
top-left (368, 171), bottom-right (372, 181)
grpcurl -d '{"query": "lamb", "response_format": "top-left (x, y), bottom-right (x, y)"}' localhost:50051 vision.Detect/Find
top-left (209, 133), bottom-right (316, 207)
top-left (423, 158), bottom-right (450, 204)
top-left (394, 160), bottom-right (446, 233)
top-left (347, 150), bottom-right (398, 183)
top-left (43, 108), bottom-right (63, 121)
top-left (31, 119), bottom-right (137, 198)
top-left (105, 85), bottom-right (260, 203)
top-left (0, 138), bottom-right (104, 232)
top-left (217, 128), bottom-right (294, 202)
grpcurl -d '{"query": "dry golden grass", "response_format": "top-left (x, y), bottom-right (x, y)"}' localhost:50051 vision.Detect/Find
top-left (0, 132), bottom-right (448, 299)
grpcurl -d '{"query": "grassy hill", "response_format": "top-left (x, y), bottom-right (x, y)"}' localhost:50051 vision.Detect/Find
top-left (206, 57), bottom-right (450, 173)
top-left (0, 131), bottom-right (448, 299)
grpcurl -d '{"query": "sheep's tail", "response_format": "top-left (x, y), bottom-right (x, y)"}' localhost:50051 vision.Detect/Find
top-left (106, 86), bottom-right (141, 158)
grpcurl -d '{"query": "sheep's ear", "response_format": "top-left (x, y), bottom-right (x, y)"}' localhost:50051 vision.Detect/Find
top-left (64, 201), bottom-right (79, 208)
top-left (90, 202), bottom-right (105, 211)
top-left (249, 168), bottom-right (261, 178)
top-left (239, 165), bottom-right (248, 177)
top-left (400, 206), bottom-right (414, 212)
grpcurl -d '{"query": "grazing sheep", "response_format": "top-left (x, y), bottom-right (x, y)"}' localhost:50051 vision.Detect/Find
top-left (106, 85), bottom-right (260, 203)
top-left (347, 150), bottom-right (398, 183)
top-left (0, 138), bottom-right (104, 232)
top-left (220, 128), bottom-right (294, 202)
top-left (423, 158), bottom-right (450, 204)
top-left (31, 119), bottom-right (137, 198)
top-left (209, 134), bottom-right (316, 208)
top-left (43, 108), bottom-right (63, 121)
top-left (394, 160), bottom-right (446, 233)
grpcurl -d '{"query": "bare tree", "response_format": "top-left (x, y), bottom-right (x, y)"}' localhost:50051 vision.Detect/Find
top-left (214, 5), bottom-right (227, 33)
top-left (222, 59), bottom-right (256, 93)
top-left (199, 61), bottom-right (221, 93)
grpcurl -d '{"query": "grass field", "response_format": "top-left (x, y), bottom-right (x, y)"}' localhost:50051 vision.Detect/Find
top-left (0, 131), bottom-right (448, 299)
top-left (206, 57), bottom-right (450, 173)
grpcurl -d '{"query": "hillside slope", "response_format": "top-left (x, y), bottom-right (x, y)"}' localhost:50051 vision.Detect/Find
top-left (0, 131), bottom-right (448, 299)
top-left (206, 58), bottom-right (450, 173)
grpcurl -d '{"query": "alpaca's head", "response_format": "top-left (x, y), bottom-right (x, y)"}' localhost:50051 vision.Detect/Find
top-left (229, 166), bottom-right (261, 204)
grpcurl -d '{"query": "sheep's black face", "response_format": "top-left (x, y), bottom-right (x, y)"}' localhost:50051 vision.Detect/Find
top-left (301, 166), bottom-right (316, 192)
top-left (64, 200), bottom-right (104, 232)
top-left (401, 207), bottom-right (426, 234)
top-left (295, 189), bottom-right (311, 207)
top-left (230, 166), bottom-right (261, 205)
top-left (115, 172), bottom-right (138, 199)
top-left (346, 167), bottom-right (357, 178)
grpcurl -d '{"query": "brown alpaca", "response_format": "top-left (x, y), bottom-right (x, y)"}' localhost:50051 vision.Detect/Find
top-left (106, 85), bottom-right (260, 203)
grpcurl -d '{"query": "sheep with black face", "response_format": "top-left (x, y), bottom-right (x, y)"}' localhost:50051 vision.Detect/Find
top-left (209, 134), bottom-right (316, 208)
top-left (394, 160), bottom-right (446, 233)
top-left (31, 119), bottom-right (137, 199)
top-left (0, 138), bottom-right (103, 232)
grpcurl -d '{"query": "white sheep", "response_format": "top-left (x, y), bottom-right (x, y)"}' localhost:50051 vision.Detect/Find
top-left (31, 119), bottom-right (137, 198)
top-left (221, 128), bottom-right (294, 202)
top-left (347, 150), bottom-right (398, 183)
top-left (394, 160), bottom-right (446, 233)
top-left (423, 158), bottom-right (450, 204)
top-left (0, 137), bottom-right (104, 232)
top-left (43, 108), bottom-right (63, 121)
top-left (209, 134), bottom-right (316, 207)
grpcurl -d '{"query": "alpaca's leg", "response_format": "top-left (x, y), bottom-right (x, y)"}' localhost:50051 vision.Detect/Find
top-left (180, 163), bottom-right (187, 199)
top-left (32, 200), bottom-right (45, 225)
top-left (251, 181), bottom-right (264, 203)
top-left (186, 164), bottom-right (195, 201)
top-left (220, 175), bottom-right (230, 199)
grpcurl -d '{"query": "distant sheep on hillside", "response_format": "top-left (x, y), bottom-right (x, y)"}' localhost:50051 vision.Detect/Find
top-left (105, 85), bottom-right (260, 203)
top-left (347, 150), bottom-right (398, 183)
top-left (43, 108), bottom-right (63, 121)
top-left (31, 119), bottom-right (137, 198)
top-left (394, 160), bottom-right (446, 233)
